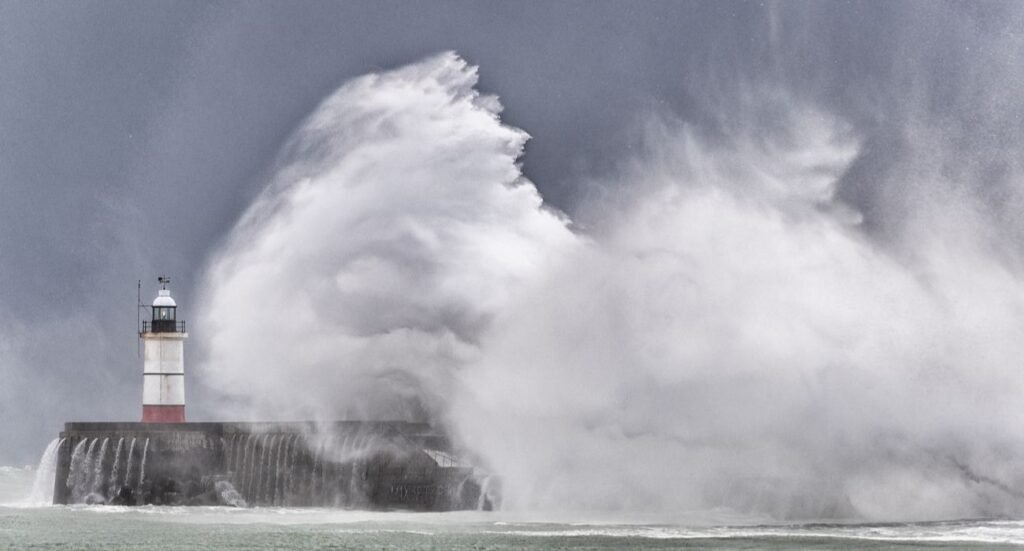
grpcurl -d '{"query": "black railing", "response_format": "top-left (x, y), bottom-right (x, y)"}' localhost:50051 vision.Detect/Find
top-left (141, 320), bottom-right (186, 334)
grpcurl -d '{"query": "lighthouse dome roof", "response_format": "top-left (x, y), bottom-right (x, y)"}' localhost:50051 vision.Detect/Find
top-left (153, 289), bottom-right (177, 307)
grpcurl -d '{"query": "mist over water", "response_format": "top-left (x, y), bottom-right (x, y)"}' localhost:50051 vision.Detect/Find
top-left (197, 40), bottom-right (1024, 521)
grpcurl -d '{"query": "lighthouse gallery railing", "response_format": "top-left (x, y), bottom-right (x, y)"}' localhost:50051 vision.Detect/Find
top-left (140, 320), bottom-right (186, 334)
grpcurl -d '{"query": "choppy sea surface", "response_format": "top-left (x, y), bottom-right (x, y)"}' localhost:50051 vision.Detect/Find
top-left (3, 466), bottom-right (1024, 550)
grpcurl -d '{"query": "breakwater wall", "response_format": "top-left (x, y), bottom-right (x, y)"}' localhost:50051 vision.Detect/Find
top-left (53, 421), bottom-right (496, 510)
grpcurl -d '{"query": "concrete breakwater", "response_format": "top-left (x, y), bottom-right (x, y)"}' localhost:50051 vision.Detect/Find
top-left (53, 421), bottom-right (496, 510)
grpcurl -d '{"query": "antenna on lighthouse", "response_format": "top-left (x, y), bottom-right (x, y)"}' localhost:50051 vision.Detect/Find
top-left (137, 279), bottom-right (142, 358)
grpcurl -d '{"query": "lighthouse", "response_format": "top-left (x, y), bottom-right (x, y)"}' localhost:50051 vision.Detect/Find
top-left (140, 277), bottom-right (188, 423)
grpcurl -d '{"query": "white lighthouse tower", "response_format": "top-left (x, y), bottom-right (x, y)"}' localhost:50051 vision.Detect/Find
top-left (140, 277), bottom-right (188, 423)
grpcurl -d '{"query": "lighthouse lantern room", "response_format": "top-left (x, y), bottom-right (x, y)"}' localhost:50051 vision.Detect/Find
top-left (140, 277), bottom-right (188, 423)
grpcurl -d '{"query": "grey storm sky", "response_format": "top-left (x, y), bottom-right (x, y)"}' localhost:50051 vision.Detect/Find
top-left (1, 1), bottom-right (1022, 464)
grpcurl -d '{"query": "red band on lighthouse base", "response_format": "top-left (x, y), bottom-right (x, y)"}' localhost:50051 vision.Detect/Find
top-left (142, 405), bottom-right (186, 423)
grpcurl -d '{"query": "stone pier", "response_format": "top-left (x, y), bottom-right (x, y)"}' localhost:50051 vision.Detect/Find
top-left (54, 421), bottom-right (495, 510)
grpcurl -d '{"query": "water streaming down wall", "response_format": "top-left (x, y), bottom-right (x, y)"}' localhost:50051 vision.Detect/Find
top-left (222, 429), bottom-right (457, 508)
top-left (138, 438), bottom-right (150, 491)
top-left (87, 437), bottom-right (110, 501)
top-left (123, 438), bottom-right (137, 494)
top-left (476, 474), bottom-right (501, 511)
top-left (75, 439), bottom-right (99, 503)
top-left (51, 434), bottom-right (156, 506)
top-left (64, 439), bottom-right (88, 503)
top-left (52, 422), bottom-right (493, 509)
top-left (27, 438), bottom-right (63, 505)
top-left (107, 437), bottom-right (124, 499)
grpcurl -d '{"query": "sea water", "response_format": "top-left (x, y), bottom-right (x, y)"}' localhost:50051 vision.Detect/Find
top-left (3, 463), bottom-right (1024, 549)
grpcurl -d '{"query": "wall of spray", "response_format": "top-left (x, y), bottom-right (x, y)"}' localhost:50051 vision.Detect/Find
top-left (195, 20), bottom-right (1024, 520)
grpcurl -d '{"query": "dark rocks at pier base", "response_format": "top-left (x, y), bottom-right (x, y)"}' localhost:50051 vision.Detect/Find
top-left (53, 421), bottom-right (497, 511)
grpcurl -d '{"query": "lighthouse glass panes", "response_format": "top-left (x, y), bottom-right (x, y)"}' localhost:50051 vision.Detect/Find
top-left (151, 305), bottom-right (178, 333)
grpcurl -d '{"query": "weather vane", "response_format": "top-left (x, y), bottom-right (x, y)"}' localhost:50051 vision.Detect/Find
top-left (158, 276), bottom-right (170, 289)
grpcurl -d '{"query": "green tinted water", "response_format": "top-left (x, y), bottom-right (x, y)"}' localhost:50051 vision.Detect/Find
top-left (2, 506), bottom-right (1022, 550)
